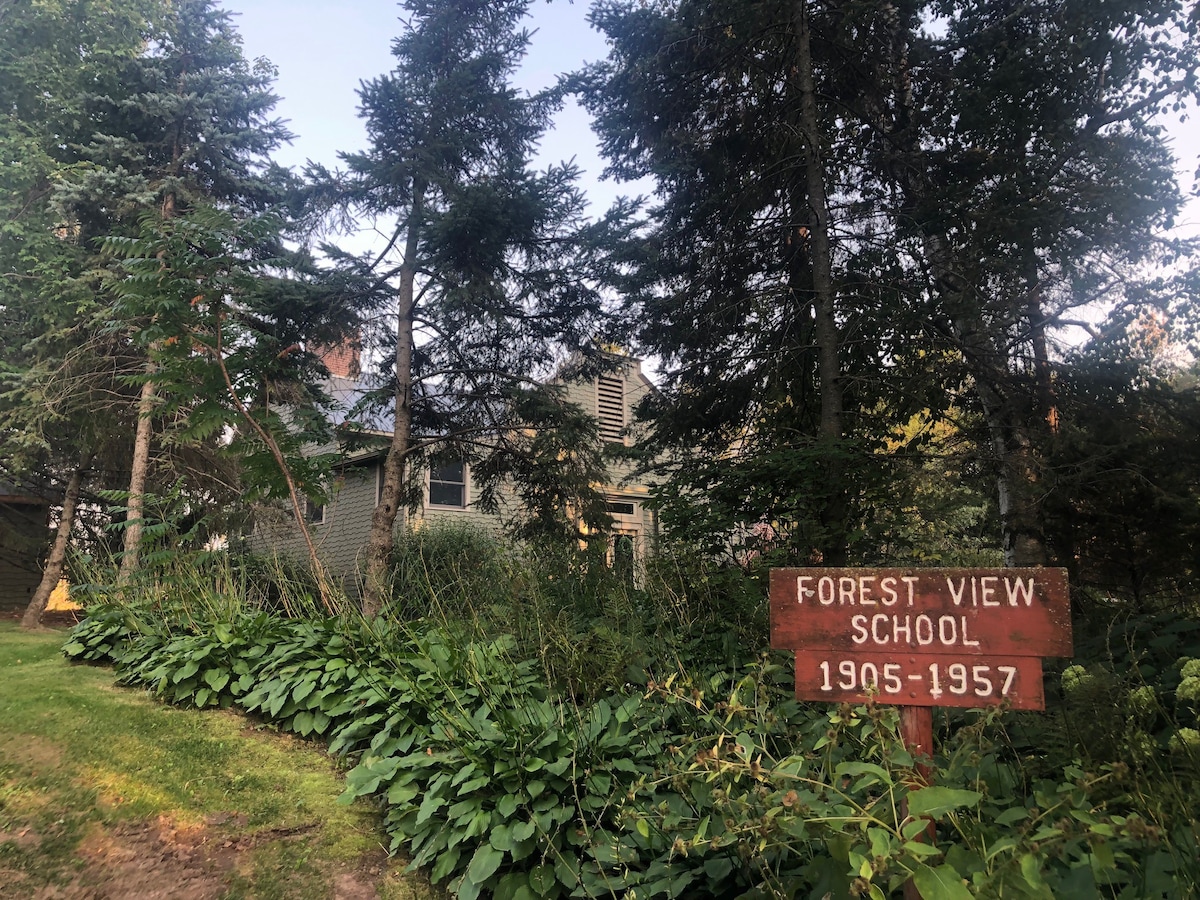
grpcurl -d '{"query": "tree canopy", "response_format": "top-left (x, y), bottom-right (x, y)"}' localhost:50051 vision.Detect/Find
top-left (2, 0), bottom-right (1198, 618)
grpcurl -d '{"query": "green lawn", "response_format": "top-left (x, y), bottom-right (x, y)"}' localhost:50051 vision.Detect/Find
top-left (0, 622), bottom-right (439, 899)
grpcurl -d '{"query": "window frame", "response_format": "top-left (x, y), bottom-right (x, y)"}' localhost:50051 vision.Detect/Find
top-left (427, 458), bottom-right (469, 509)
top-left (304, 495), bottom-right (326, 526)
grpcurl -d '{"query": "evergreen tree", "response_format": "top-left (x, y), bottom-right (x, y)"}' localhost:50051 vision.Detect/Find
top-left (51, 0), bottom-right (301, 582)
top-left (317, 0), bottom-right (629, 616)
top-left (860, 0), bottom-right (1199, 567)
top-left (0, 0), bottom-right (165, 626)
top-left (583, 0), bottom-right (928, 564)
top-left (586, 0), bottom-right (1199, 573)
top-left (2, 0), bottom-right (338, 619)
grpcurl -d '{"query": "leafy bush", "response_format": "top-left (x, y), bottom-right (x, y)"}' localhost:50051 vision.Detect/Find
top-left (61, 603), bottom-right (144, 662)
top-left (58, 536), bottom-right (1200, 898)
top-left (64, 603), bottom-right (1196, 899)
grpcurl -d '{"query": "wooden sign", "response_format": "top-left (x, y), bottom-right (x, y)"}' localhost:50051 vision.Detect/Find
top-left (792, 651), bottom-right (1045, 710)
top-left (770, 568), bottom-right (1071, 711)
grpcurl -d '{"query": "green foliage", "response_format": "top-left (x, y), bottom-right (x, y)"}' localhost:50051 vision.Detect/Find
top-left (383, 522), bottom-right (770, 701)
top-left (1043, 362), bottom-right (1200, 604)
top-left (63, 572), bottom-right (1199, 899)
top-left (102, 204), bottom-right (344, 515)
top-left (60, 603), bottom-right (142, 662)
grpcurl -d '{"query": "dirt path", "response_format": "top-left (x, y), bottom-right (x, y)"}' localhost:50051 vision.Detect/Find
top-left (15, 815), bottom-right (387, 899)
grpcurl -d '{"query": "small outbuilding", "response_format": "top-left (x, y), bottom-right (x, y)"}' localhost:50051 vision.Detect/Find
top-left (0, 483), bottom-right (50, 615)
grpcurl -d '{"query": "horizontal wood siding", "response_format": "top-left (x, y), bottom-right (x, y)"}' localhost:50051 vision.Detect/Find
top-left (256, 356), bottom-right (662, 583)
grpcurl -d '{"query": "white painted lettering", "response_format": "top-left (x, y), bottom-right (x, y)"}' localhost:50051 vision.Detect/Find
top-left (850, 615), bottom-right (869, 644)
top-left (980, 576), bottom-right (999, 606)
top-left (818, 577), bottom-right (836, 605)
top-left (839, 577), bottom-right (857, 605)
top-left (902, 575), bottom-right (919, 606)
top-left (893, 615), bottom-right (912, 644)
top-left (859, 576), bottom-right (876, 605)
top-left (880, 577), bottom-right (899, 606)
top-left (947, 576), bottom-right (968, 606)
top-left (871, 614), bottom-right (890, 644)
top-left (916, 614), bottom-right (935, 645)
top-left (1005, 576), bottom-right (1035, 607)
top-left (796, 576), bottom-right (814, 604)
top-left (960, 616), bottom-right (980, 647)
top-left (938, 615), bottom-right (958, 645)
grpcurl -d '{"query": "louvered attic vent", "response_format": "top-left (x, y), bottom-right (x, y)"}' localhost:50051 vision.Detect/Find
top-left (597, 376), bottom-right (625, 443)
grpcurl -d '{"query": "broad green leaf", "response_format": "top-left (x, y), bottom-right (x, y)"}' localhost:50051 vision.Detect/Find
top-left (912, 864), bottom-right (973, 900)
top-left (528, 864), bottom-right (555, 896)
top-left (704, 857), bottom-right (733, 881)
top-left (490, 823), bottom-right (514, 852)
top-left (203, 669), bottom-right (230, 692)
top-left (467, 843), bottom-right (504, 885)
top-left (903, 818), bottom-right (933, 840)
top-left (835, 761), bottom-right (889, 780)
top-left (430, 844), bottom-right (461, 883)
top-left (493, 871), bottom-right (536, 900)
top-left (994, 807), bottom-right (1028, 826)
top-left (906, 787), bottom-right (982, 819)
top-left (510, 819), bottom-right (536, 842)
top-left (387, 782), bottom-right (419, 805)
top-left (292, 680), bottom-right (315, 703)
top-left (1020, 852), bottom-right (1044, 888)
top-left (904, 840), bottom-right (943, 858)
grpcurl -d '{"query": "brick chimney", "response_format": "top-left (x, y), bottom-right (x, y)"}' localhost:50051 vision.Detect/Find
top-left (315, 335), bottom-right (360, 379)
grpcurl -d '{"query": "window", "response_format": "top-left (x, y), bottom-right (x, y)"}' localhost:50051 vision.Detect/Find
top-left (611, 531), bottom-right (636, 586)
top-left (304, 496), bottom-right (326, 525)
top-left (597, 376), bottom-right (625, 443)
top-left (428, 459), bottom-right (467, 508)
top-left (606, 500), bottom-right (636, 517)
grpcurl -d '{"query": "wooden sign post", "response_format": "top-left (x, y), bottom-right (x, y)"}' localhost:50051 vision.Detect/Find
top-left (769, 568), bottom-right (1072, 897)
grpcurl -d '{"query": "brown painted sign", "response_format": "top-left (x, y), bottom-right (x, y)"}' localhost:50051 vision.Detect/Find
top-left (770, 567), bottom-right (1072, 658)
top-left (792, 651), bottom-right (1045, 710)
top-left (771, 568), bottom-right (1071, 712)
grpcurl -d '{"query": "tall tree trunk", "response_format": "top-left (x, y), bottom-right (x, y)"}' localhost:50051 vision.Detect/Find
top-left (21, 453), bottom-right (90, 629)
top-left (118, 368), bottom-right (155, 586)
top-left (119, 178), bottom-right (177, 589)
top-left (211, 316), bottom-right (337, 614)
top-left (362, 188), bottom-right (424, 618)
top-left (875, 8), bottom-right (1050, 567)
top-left (792, 0), bottom-right (847, 564)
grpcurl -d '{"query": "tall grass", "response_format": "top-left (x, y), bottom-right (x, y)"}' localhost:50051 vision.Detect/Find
top-left (382, 523), bottom-right (770, 698)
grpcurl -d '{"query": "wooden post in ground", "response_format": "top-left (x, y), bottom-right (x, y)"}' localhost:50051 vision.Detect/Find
top-left (901, 706), bottom-right (935, 900)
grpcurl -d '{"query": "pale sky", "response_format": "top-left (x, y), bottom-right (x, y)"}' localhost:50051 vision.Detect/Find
top-left (224, 0), bottom-right (636, 218)
top-left (224, 0), bottom-right (1198, 241)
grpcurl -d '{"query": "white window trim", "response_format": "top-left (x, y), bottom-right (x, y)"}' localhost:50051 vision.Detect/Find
top-left (427, 459), bottom-right (469, 509)
top-left (304, 495), bottom-right (326, 526)
top-left (605, 497), bottom-right (639, 522)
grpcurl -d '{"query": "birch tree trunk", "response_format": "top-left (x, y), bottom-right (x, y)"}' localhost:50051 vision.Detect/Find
top-left (117, 369), bottom-right (155, 586)
top-left (362, 189), bottom-right (424, 619)
top-left (21, 454), bottom-right (89, 629)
